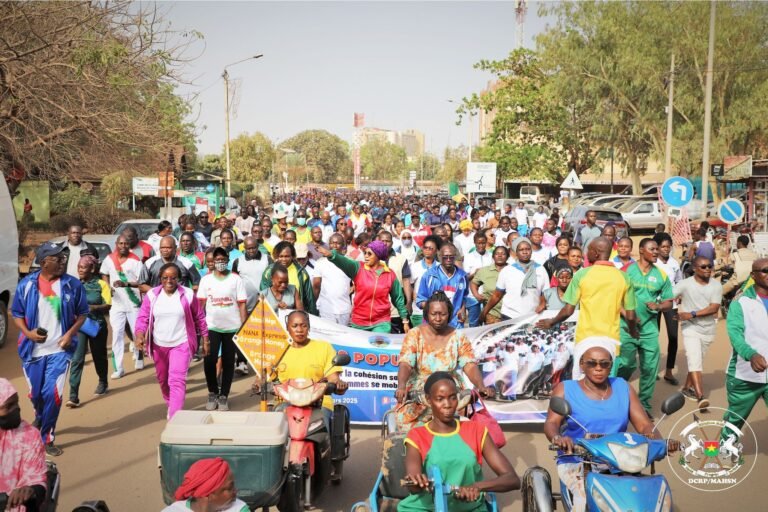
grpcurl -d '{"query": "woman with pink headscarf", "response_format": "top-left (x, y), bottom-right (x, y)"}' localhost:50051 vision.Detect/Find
top-left (0, 378), bottom-right (48, 510)
top-left (317, 240), bottom-right (409, 333)
top-left (67, 255), bottom-right (112, 408)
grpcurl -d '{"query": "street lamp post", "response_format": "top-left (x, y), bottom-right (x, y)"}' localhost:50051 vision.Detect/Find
top-left (223, 54), bottom-right (263, 198)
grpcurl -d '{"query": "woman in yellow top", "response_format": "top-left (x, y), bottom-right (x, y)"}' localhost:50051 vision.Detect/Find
top-left (255, 310), bottom-right (348, 416)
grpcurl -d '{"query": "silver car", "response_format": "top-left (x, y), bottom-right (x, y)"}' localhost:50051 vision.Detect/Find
top-left (620, 200), bottom-right (663, 231)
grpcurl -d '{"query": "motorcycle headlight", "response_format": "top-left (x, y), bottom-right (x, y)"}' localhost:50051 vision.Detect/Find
top-left (607, 442), bottom-right (649, 473)
top-left (590, 486), bottom-right (614, 512)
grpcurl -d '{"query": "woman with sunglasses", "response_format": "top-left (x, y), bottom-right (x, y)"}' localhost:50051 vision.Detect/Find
top-left (316, 240), bottom-right (408, 333)
top-left (543, 337), bottom-right (657, 512)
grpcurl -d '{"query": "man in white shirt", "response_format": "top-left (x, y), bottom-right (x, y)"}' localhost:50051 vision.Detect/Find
top-left (312, 233), bottom-right (353, 326)
top-left (100, 235), bottom-right (149, 378)
top-left (480, 237), bottom-right (550, 323)
top-left (532, 206), bottom-right (549, 229)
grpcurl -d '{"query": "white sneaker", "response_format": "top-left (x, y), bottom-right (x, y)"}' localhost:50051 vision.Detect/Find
top-left (135, 359), bottom-right (144, 371)
top-left (129, 341), bottom-right (136, 355)
top-left (235, 362), bottom-right (249, 375)
top-left (111, 369), bottom-right (125, 380)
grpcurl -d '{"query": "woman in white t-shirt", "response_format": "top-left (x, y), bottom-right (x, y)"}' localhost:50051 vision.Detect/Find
top-left (135, 262), bottom-right (209, 419)
top-left (198, 247), bottom-right (247, 412)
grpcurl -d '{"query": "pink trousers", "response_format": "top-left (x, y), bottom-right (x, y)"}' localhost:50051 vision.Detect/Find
top-left (152, 342), bottom-right (191, 419)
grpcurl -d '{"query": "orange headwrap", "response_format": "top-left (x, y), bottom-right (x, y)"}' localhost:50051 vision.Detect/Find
top-left (174, 457), bottom-right (231, 500)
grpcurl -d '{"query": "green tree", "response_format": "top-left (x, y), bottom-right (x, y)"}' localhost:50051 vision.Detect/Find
top-left (52, 184), bottom-right (93, 211)
top-left (439, 146), bottom-right (469, 183)
top-left (194, 154), bottom-right (224, 176)
top-left (279, 130), bottom-right (351, 184)
top-left (360, 139), bottom-right (407, 181)
top-left (537, 1), bottom-right (768, 192)
top-left (408, 152), bottom-right (441, 181)
top-left (226, 132), bottom-right (274, 183)
top-left (462, 49), bottom-right (599, 182)
top-left (100, 172), bottom-right (131, 210)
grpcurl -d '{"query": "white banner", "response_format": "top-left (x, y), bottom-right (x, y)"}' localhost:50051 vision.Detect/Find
top-left (276, 310), bottom-right (579, 424)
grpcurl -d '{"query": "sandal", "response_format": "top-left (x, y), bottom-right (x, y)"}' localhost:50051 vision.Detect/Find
top-left (663, 375), bottom-right (679, 386)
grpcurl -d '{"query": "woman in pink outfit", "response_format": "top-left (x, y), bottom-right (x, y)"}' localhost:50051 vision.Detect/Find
top-left (135, 262), bottom-right (209, 419)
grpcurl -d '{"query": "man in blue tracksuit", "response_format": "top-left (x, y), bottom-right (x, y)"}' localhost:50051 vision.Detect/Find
top-left (12, 242), bottom-right (88, 456)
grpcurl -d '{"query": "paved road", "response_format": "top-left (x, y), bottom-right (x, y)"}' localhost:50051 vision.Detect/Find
top-left (2, 317), bottom-right (766, 511)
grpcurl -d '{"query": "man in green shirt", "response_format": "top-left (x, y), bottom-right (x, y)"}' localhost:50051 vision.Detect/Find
top-left (615, 238), bottom-right (674, 416)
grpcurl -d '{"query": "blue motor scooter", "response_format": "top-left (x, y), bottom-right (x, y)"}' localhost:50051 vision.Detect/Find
top-left (521, 393), bottom-right (685, 512)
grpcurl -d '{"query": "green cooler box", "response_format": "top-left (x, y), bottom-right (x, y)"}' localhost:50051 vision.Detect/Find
top-left (159, 410), bottom-right (287, 508)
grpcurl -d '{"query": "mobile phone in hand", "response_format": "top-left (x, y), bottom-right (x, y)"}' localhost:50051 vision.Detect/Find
top-left (36, 327), bottom-right (48, 336)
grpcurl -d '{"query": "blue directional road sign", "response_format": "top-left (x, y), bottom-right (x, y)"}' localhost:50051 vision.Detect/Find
top-left (718, 198), bottom-right (745, 225)
top-left (661, 177), bottom-right (694, 208)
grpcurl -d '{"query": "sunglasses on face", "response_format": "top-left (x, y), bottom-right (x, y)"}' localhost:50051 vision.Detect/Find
top-left (364, 251), bottom-right (375, 257)
top-left (441, 255), bottom-right (456, 260)
top-left (583, 360), bottom-right (612, 369)
top-left (755, 267), bottom-right (768, 274)
top-left (697, 264), bottom-right (713, 269)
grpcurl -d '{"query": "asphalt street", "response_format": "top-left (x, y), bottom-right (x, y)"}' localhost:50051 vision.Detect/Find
top-left (2, 318), bottom-right (767, 511)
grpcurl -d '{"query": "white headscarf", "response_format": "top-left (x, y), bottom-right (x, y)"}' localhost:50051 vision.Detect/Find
top-left (572, 337), bottom-right (619, 380)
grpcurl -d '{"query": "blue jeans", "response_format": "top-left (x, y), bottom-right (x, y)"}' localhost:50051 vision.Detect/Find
top-left (467, 302), bottom-right (482, 327)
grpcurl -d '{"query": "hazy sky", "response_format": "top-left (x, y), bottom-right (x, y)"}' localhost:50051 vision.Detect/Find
top-left (168, 1), bottom-right (554, 156)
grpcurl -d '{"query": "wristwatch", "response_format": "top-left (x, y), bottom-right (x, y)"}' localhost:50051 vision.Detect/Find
top-left (691, 311), bottom-right (698, 318)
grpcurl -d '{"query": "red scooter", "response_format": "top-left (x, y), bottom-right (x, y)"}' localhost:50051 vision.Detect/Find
top-left (273, 353), bottom-right (352, 512)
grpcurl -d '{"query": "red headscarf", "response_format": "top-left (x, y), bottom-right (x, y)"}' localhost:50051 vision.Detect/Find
top-left (174, 457), bottom-right (231, 500)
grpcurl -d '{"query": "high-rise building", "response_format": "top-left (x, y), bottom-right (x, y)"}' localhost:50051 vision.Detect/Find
top-left (359, 127), bottom-right (425, 160)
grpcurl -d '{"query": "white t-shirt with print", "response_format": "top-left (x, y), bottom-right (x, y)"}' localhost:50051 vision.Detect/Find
top-left (100, 256), bottom-right (148, 312)
top-left (33, 279), bottom-right (64, 358)
top-left (197, 273), bottom-right (247, 332)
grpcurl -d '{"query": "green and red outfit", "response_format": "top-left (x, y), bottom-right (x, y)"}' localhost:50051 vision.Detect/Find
top-left (614, 262), bottom-right (673, 412)
top-left (399, 420), bottom-right (489, 512)
top-left (327, 250), bottom-right (407, 333)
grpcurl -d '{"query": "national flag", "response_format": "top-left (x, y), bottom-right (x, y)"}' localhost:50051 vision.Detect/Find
top-left (704, 441), bottom-right (719, 457)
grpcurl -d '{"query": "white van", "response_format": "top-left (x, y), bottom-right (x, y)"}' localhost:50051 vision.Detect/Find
top-left (519, 185), bottom-right (552, 204)
top-left (0, 179), bottom-right (19, 347)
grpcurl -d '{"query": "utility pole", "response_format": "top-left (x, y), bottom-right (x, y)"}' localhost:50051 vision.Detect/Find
top-left (664, 53), bottom-right (675, 181)
top-left (700, 1), bottom-right (716, 215)
top-left (223, 54), bottom-right (263, 198)
top-left (223, 68), bottom-right (232, 197)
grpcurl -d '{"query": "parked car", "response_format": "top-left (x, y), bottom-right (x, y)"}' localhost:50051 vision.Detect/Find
top-left (0, 179), bottom-right (19, 347)
top-left (620, 184), bottom-right (662, 196)
top-left (519, 185), bottom-right (551, 204)
top-left (581, 194), bottom-right (629, 207)
top-left (28, 235), bottom-right (117, 274)
top-left (562, 205), bottom-right (630, 239)
top-left (620, 200), bottom-right (663, 231)
top-left (114, 219), bottom-right (164, 241)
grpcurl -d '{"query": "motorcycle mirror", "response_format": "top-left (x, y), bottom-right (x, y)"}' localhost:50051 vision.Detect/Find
top-left (325, 382), bottom-right (338, 395)
top-left (332, 353), bottom-right (352, 367)
top-left (549, 396), bottom-right (572, 417)
top-left (660, 392), bottom-right (685, 416)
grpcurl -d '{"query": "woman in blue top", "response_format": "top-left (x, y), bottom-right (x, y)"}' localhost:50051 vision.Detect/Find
top-left (543, 337), bottom-right (657, 512)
